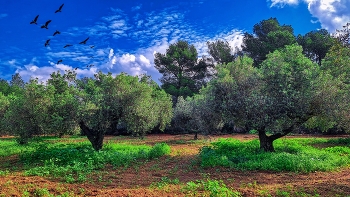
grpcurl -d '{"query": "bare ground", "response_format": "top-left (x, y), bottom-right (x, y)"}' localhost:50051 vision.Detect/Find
top-left (1, 134), bottom-right (350, 196)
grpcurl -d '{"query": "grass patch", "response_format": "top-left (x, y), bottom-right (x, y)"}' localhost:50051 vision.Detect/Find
top-left (182, 179), bottom-right (242, 197)
top-left (0, 138), bottom-right (171, 183)
top-left (199, 138), bottom-right (350, 172)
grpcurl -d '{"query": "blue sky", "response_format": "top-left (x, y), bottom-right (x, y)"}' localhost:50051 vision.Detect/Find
top-left (1, 0), bottom-right (349, 84)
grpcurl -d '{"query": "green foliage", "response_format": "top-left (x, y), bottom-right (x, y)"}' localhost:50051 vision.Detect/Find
top-left (18, 139), bottom-right (170, 182)
top-left (204, 55), bottom-right (260, 131)
top-left (48, 71), bottom-right (80, 137)
top-left (77, 72), bottom-right (172, 150)
top-left (172, 93), bottom-right (223, 135)
top-left (0, 79), bottom-right (12, 96)
top-left (182, 179), bottom-right (241, 197)
top-left (297, 29), bottom-right (334, 65)
top-left (207, 40), bottom-right (235, 64)
top-left (321, 42), bottom-right (350, 84)
top-left (148, 142), bottom-right (171, 159)
top-left (199, 138), bottom-right (350, 172)
top-left (3, 79), bottom-right (55, 144)
top-left (154, 40), bottom-right (214, 105)
top-left (242, 17), bottom-right (296, 66)
top-left (0, 92), bottom-right (9, 135)
top-left (150, 176), bottom-right (180, 189)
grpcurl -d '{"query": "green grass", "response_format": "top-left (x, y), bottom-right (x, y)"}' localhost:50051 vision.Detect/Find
top-left (181, 179), bottom-right (242, 197)
top-left (0, 137), bottom-right (171, 183)
top-left (199, 138), bottom-right (350, 172)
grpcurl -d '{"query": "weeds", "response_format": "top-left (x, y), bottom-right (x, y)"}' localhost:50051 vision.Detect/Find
top-left (182, 179), bottom-right (242, 197)
top-left (9, 140), bottom-right (171, 183)
top-left (199, 138), bottom-right (350, 172)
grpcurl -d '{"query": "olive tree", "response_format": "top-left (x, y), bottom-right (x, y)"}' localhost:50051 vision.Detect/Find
top-left (47, 71), bottom-right (80, 137)
top-left (3, 79), bottom-right (54, 144)
top-left (204, 44), bottom-right (350, 152)
top-left (78, 72), bottom-right (173, 151)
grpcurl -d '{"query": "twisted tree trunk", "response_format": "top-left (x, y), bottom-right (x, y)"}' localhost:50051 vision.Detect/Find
top-left (258, 126), bottom-right (293, 152)
top-left (79, 121), bottom-right (104, 151)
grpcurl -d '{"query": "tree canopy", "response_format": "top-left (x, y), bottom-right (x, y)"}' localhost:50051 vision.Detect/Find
top-left (297, 29), bottom-right (334, 65)
top-left (207, 40), bottom-right (235, 64)
top-left (154, 40), bottom-right (214, 106)
top-left (242, 17), bottom-right (296, 66)
top-left (199, 44), bottom-right (350, 151)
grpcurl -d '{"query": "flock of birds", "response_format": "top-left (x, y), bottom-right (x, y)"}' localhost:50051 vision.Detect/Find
top-left (29, 3), bottom-right (95, 70)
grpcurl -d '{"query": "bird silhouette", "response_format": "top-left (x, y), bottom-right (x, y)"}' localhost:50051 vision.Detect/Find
top-left (44, 39), bottom-right (50, 47)
top-left (41, 20), bottom-right (52, 29)
top-left (55, 4), bottom-right (64, 13)
top-left (53, 30), bottom-right (61, 36)
top-left (63, 44), bottom-right (73, 48)
top-left (30, 15), bottom-right (39, 25)
top-left (90, 45), bottom-right (95, 48)
top-left (56, 60), bottom-right (63, 64)
top-left (79, 37), bottom-right (89, 44)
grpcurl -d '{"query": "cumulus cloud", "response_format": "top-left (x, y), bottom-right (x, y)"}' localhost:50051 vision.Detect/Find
top-left (17, 61), bottom-right (98, 83)
top-left (269, 0), bottom-right (350, 32)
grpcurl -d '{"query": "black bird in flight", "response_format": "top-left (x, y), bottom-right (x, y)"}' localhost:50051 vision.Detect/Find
top-left (44, 39), bottom-right (50, 47)
top-left (90, 45), bottom-right (95, 48)
top-left (56, 60), bottom-right (63, 64)
top-left (55, 4), bottom-right (64, 13)
top-left (30, 15), bottom-right (39, 24)
top-left (79, 37), bottom-right (89, 44)
top-left (53, 30), bottom-right (61, 36)
top-left (63, 44), bottom-right (73, 48)
top-left (41, 20), bottom-right (52, 29)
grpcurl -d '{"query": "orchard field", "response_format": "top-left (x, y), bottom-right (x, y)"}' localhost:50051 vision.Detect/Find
top-left (1, 134), bottom-right (350, 197)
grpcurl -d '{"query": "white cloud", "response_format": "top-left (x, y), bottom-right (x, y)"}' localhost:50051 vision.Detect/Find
top-left (119, 53), bottom-right (136, 65)
top-left (306, 0), bottom-right (350, 32)
top-left (108, 49), bottom-right (114, 60)
top-left (17, 61), bottom-right (98, 83)
top-left (139, 55), bottom-right (151, 68)
top-left (269, 0), bottom-right (350, 32)
top-left (132, 5), bottom-right (142, 11)
top-left (270, 0), bottom-right (299, 7)
top-left (8, 59), bottom-right (17, 66)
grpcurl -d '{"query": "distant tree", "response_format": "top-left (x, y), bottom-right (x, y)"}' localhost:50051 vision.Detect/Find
top-left (10, 73), bottom-right (25, 88)
top-left (47, 71), bottom-right (80, 137)
top-left (172, 92), bottom-right (222, 139)
top-left (78, 72), bottom-right (172, 151)
top-left (0, 92), bottom-right (10, 135)
top-left (321, 41), bottom-right (350, 85)
top-left (154, 40), bottom-right (214, 106)
top-left (0, 79), bottom-right (11, 96)
top-left (207, 40), bottom-right (235, 64)
top-left (333, 22), bottom-right (350, 48)
top-left (297, 29), bottom-right (334, 65)
top-left (242, 17), bottom-right (296, 66)
top-left (4, 79), bottom-right (54, 144)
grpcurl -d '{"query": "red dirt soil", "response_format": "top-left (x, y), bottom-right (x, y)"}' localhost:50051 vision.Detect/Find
top-left (1, 134), bottom-right (350, 196)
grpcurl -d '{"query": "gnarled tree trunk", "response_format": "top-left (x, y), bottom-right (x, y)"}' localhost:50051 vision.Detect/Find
top-left (258, 126), bottom-right (293, 152)
top-left (79, 121), bottom-right (104, 151)
top-left (258, 129), bottom-right (275, 152)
